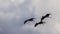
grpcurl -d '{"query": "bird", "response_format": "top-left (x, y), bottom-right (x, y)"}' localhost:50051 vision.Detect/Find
top-left (34, 21), bottom-right (45, 27)
top-left (41, 13), bottom-right (51, 21)
top-left (24, 18), bottom-right (35, 24)
top-left (34, 13), bottom-right (51, 27)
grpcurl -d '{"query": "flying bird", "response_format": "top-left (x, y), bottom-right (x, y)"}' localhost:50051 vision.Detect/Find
top-left (34, 21), bottom-right (45, 27)
top-left (41, 13), bottom-right (51, 21)
top-left (24, 18), bottom-right (35, 24)
top-left (34, 13), bottom-right (51, 27)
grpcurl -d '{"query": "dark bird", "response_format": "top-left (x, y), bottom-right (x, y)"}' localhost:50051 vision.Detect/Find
top-left (34, 21), bottom-right (45, 27)
top-left (41, 13), bottom-right (51, 21)
top-left (34, 13), bottom-right (51, 27)
top-left (24, 18), bottom-right (35, 24)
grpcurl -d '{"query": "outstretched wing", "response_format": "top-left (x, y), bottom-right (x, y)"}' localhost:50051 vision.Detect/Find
top-left (41, 16), bottom-right (45, 21)
top-left (24, 20), bottom-right (28, 24)
top-left (34, 23), bottom-right (39, 27)
top-left (41, 14), bottom-right (51, 21)
top-left (45, 13), bottom-right (51, 18)
top-left (24, 18), bottom-right (35, 24)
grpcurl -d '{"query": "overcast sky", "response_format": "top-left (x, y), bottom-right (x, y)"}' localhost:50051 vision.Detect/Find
top-left (0, 0), bottom-right (60, 34)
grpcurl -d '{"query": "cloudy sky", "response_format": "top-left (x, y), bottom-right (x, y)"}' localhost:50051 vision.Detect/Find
top-left (0, 0), bottom-right (60, 34)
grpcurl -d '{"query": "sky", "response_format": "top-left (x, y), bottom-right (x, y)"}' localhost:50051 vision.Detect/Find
top-left (0, 0), bottom-right (60, 34)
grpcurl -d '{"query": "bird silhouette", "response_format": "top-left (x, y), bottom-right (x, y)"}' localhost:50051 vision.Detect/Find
top-left (41, 13), bottom-right (51, 21)
top-left (24, 18), bottom-right (35, 24)
top-left (34, 21), bottom-right (45, 27)
top-left (34, 13), bottom-right (51, 27)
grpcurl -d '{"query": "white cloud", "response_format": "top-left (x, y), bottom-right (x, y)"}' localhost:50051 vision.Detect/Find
top-left (0, 0), bottom-right (60, 34)
top-left (54, 23), bottom-right (60, 32)
top-left (0, 0), bottom-right (25, 8)
top-left (21, 0), bottom-right (60, 34)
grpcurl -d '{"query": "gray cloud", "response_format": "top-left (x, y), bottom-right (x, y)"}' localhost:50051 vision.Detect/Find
top-left (0, 0), bottom-right (59, 34)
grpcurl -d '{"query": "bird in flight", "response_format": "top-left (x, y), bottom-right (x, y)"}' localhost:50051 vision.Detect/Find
top-left (34, 13), bottom-right (51, 27)
top-left (41, 13), bottom-right (51, 21)
top-left (24, 18), bottom-right (35, 24)
top-left (34, 21), bottom-right (45, 27)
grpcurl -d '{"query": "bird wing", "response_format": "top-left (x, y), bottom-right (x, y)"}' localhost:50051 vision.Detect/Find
top-left (45, 14), bottom-right (51, 17)
top-left (41, 16), bottom-right (45, 21)
top-left (34, 23), bottom-right (39, 27)
top-left (24, 20), bottom-right (28, 24)
top-left (41, 14), bottom-right (50, 21)
top-left (24, 18), bottom-right (35, 24)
